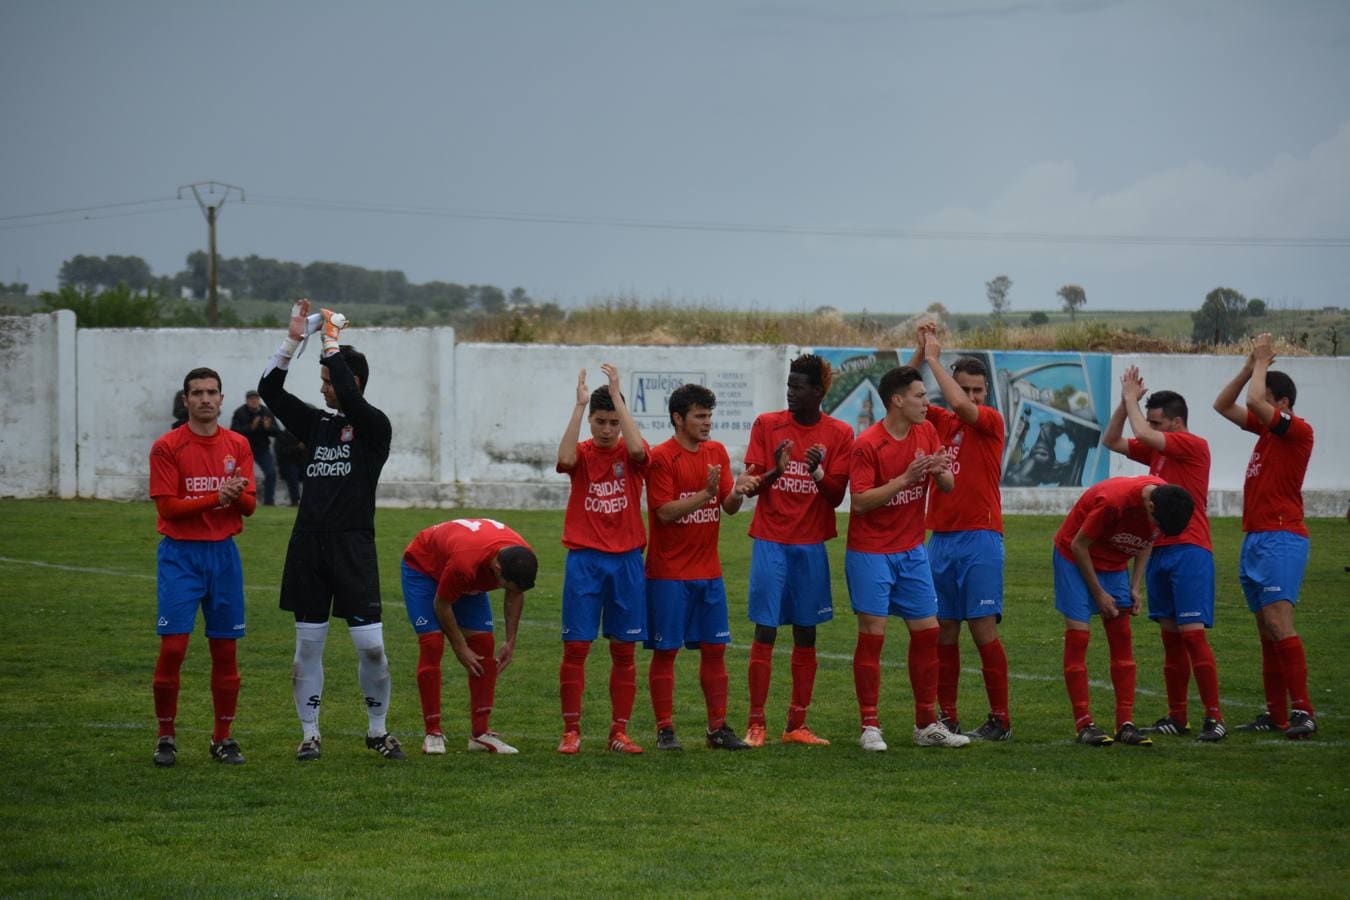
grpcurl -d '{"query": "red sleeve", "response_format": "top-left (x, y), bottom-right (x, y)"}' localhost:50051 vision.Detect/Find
top-left (646, 451), bottom-right (675, 508)
top-left (436, 566), bottom-right (466, 603)
top-left (237, 440), bottom-right (257, 511)
top-left (155, 494), bottom-right (221, 520)
top-left (818, 426), bottom-right (853, 507)
top-left (849, 440), bottom-right (878, 493)
top-left (149, 439), bottom-right (179, 499)
top-left (1078, 502), bottom-right (1118, 542)
top-left (973, 405), bottom-right (1003, 438)
top-left (236, 492), bottom-right (257, 517)
top-left (1160, 431), bottom-right (1200, 462)
top-left (1242, 409), bottom-right (1265, 435)
top-left (744, 416), bottom-right (769, 470)
top-left (1275, 412), bottom-right (1313, 443)
top-left (1125, 438), bottom-right (1154, 466)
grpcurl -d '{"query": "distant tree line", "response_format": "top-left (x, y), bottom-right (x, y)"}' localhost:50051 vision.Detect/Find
top-left (56, 252), bottom-right (530, 314)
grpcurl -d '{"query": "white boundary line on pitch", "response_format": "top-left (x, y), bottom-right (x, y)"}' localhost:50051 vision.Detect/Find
top-left (3, 554), bottom-right (1337, 719)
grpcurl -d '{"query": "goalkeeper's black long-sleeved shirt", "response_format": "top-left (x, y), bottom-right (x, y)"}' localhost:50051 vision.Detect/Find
top-left (259, 351), bottom-right (391, 533)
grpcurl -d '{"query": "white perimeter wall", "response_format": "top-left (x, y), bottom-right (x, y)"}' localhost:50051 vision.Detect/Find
top-left (3, 314), bottom-right (1347, 514)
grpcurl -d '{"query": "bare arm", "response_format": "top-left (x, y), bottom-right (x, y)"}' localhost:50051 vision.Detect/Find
top-left (434, 596), bottom-right (484, 677)
top-left (603, 363), bottom-right (647, 463)
top-left (1128, 546), bottom-right (1151, 615)
top-left (1103, 397), bottom-right (1130, 454)
top-left (1121, 366), bottom-right (1166, 453)
top-left (556, 369), bottom-right (589, 470)
top-left (1070, 530), bottom-right (1118, 619)
top-left (923, 333), bottom-right (980, 424)
top-left (1213, 352), bottom-right (1255, 428)
top-left (495, 589), bottom-right (524, 672)
top-left (851, 455), bottom-right (930, 513)
top-left (656, 465), bottom-right (722, 523)
top-left (1246, 333), bottom-right (1279, 426)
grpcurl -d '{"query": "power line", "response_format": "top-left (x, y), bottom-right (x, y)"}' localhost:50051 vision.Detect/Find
top-left (0, 202), bottom-right (191, 232)
top-left (0, 197), bottom-right (183, 222)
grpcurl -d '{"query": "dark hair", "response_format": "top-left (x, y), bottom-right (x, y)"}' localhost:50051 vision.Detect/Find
top-left (1150, 484), bottom-right (1195, 537)
top-left (1266, 370), bottom-right (1297, 408)
top-left (1145, 390), bottom-right (1188, 424)
top-left (789, 354), bottom-right (833, 394)
top-left (877, 366), bottom-right (923, 410)
top-left (589, 385), bottom-right (619, 414)
top-left (321, 345), bottom-right (369, 393)
top-left (951, 356), bottom-right (989, 383)
top-left (668, 383), bottom-right (716, 427)
top-left (183, 367), bottom-right (222, 396)
top-left (498, 545), bottom-right (537, 590)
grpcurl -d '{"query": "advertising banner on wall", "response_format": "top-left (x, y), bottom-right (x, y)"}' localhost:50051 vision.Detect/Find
top-left (810, 347), bottom-right (1114, 488)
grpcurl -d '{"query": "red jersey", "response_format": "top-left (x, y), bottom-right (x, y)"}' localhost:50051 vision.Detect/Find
top-left (559, 439), bottom-right (649, 553)
top-left (150, 425), bottom-right (256, 541)
top-left (924, 404), bottom-right (1005, 534)
top-left (1054, 476), bottom-right (1166, 572)
top-left (645, 438), bottom-right (733, 580)
top-left (1127, 431), bottom-right (1211, 550)
top-left (847, 420), bottom-right (942, 554)
top-left (745, 410), bottom-right (854, 544)
top-left (403, 518), bottom-right (533, 602)
top-left (1241, 409), bottom-right (1314, 537)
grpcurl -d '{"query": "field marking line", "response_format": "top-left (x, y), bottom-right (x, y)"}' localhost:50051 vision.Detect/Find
top-left (4, 555), bottom-right (1336, 718)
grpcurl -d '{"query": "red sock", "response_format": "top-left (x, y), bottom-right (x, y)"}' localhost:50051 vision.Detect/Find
top-left (1103, 615), bottom-right (1136, 729)
top-left (908, 626), bottom-right (940, 728)
top-left (1063, 629), bottom-right (1092, 730)
top-left (649, 649), bottom-right (678, 730)
top-left (786, 645), bottom-right (817, 731)
top-left (853, 633), bottom-right (884, 728)
top-left (153, 633), bottom-right (190, 738)
top-left (1182, 629), bottom-right (1222, 720)
top-left (937, 641), bottom-right (960, 723)
top-left (1275, 635), bottom-right (1314, 717)
top-left (207, 637), bottom-right (240, 743)
top-left (416, 632), bottom-right (445, 735)
top-left (466, 632), bottom-right (496, 737)
top-left (746, 640), bottom-right (773, 728)
top-left (1260, 637), bottom-right (1289, 727)
top-left (608, 641), bottom-right (636, 737)
top-left (1159, 629), bottom-right (1191, 722)
top-left (560, 640), bottom-right (590, 734)
top-left (699, 643), bottom-right (729, 731)
top-left (976, 638), bottom-right (1010, 728)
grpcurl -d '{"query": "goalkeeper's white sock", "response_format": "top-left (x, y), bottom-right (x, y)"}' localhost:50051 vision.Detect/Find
top-left (350, 622), bottom-right (391, 737)
top-left (293, 622), bottom-right (329, 741)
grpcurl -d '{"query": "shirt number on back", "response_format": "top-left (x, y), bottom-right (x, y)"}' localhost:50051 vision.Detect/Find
top-left (453, 518), bottom-right (506, 532)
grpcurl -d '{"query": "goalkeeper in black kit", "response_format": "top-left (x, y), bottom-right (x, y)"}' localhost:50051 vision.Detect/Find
top-left (258, 297), bottom-right (406, 761)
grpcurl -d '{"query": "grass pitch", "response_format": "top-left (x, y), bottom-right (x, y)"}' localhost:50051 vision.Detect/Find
top-left (1, 499), bottom-right (1346, 896)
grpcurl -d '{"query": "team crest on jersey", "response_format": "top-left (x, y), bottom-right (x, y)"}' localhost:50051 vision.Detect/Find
top-left (953, 432), bottom-right (964, 446)
top-left (223, 456), bottom-right (236, 476)
top-left (340, 425), bottom-right (354, 443)
top-left (613, 462), bottom-right (625, 477)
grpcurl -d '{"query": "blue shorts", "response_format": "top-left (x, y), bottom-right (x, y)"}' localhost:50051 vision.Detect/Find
top-left (400, 561), bottom-right (494, 634)
top-left (156, 536), bottom-right (245, 638)
top-left (928, 530), bottom-right (1004, 622)
top-left (1052, 551), bottom-right (1131, 623)
top-left (747, 539), bottom-right (834, 628)
top-left (845, 546), bottom-right (938, 620)
top-left (562, 548), bottom-right (647, 642)
top-left (645, 578), bottom-right (731, 650)
top-left (1146, 543), bottom-right (1215, 627)
top-left (1239, 531), bottom-right (1310, 612)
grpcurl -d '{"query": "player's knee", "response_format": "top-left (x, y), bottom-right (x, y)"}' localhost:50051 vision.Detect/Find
top-left (790, 624), bottom-right (816, 648)
top-left (754, 624), bottom-right (779, 645)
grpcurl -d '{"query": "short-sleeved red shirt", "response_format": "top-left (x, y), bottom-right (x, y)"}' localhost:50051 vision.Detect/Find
top-left (1241, 409), bottom-right (1313, 537)
top-left (403, 518), bottom-right (532, 602)
top-left (847, 420), bottom-right (942, 554)
top-left (559, 438), bottom-right (648, 553)
top-left (1126, 431), bottom-right (1211, 550)
top-left (744, 410), bottom-right (854, 544)
top-left (645, 438), bottom-right (733, 580)
top-left (150, 425), bottom-right (256, 541)
top-left (924, 404), bottom-right (1005, 534)
top-left (1054, 475), bottom-right (1166, 572)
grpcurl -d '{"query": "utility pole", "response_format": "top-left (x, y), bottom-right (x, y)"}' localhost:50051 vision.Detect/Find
top-left (178, 181), bottom-right (244, 325)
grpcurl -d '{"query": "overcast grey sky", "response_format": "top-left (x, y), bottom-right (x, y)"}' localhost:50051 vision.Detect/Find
top-left (3, 0), bottom-right (1348, 313)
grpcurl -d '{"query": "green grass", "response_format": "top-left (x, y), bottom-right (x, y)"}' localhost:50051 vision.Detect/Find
top-left (1, 499), bottom-right (1347, 896)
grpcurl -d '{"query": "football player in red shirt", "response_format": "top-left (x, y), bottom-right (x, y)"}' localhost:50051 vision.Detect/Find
top-left (1103, 366), bottom-right (1225, 742)
top-left (1053, 476), bottom-right (1194, 746)
top-left (846, 366), bottom-right (968, 750)
top-left (740, 355), bottom-right (854, 747)
top-left (645, 384), bottom-right (758, 751)
top-left (148, 367), bottom-right (256, 767)
top-left (909, 326), bottom-right (1011, 742)
top-left (555, 364), bottom-right (650, 755)
top-left (401, 518), bottom-right (537, 754)
top-left (1214, 333), bottom-right (1317, 739)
